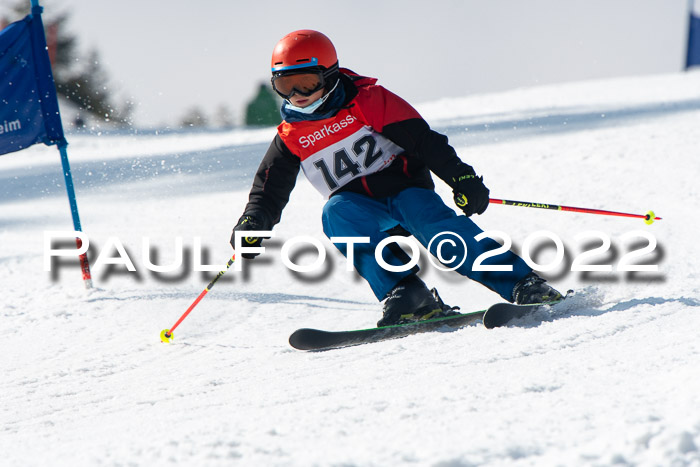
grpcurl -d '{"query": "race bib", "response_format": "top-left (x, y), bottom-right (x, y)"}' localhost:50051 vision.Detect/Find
top-left (280, 108), bottom-right (403, 198)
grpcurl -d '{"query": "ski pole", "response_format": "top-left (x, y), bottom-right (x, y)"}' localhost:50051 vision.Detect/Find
top-left (160, 254), bottom-right (236, 343)
top-left (489, 198), bottom-right (661, 224)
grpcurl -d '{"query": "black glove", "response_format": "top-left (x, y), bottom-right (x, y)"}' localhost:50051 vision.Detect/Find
top-left (452, 173), bottom-right (490, 217)
top-left (230, 215), bottom-right (268, 259)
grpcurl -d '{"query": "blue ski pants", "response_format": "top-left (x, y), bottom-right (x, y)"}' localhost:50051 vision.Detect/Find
top-left (321, 188), bottom-right (532, 301)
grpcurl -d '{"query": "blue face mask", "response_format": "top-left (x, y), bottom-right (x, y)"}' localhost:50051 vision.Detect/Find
top-left (284, 79), bottom-right (340, 114)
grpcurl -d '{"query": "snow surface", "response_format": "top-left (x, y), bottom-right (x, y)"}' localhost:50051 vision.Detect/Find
top-left (2, 72), bottom-right (700, 466)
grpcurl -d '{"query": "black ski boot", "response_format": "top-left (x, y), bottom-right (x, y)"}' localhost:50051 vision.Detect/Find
top-left (512, 272), bottom-right (563, 305)
top-left (377, 275), bottom-right (458, 327)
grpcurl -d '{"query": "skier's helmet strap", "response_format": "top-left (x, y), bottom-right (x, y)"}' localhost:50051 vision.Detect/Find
top-left (271, 30), bottom-right (338, 74)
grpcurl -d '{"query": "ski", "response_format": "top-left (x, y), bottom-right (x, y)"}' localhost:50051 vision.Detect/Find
top-left (482, 291), bottom-right (573, 329)
top-left (482, 303), bottom-right (546, 329)
top-left (289, 292), bottom-right (573, 351)
top-left (289, 309), bottom-right (486, 351)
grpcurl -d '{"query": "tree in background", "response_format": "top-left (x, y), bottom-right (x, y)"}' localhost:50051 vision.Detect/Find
top-left (180, 106), bottom-right (208, 128)
top-left (214, 104), bottom-right (234, 129)
top-left (2, 1), bottom-right (132, 126)
top-left (245, 82), bottom-right (280, 127)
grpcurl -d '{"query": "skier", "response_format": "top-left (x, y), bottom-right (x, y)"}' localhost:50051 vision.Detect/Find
top-left (231, 30), bottom-right (563, 326)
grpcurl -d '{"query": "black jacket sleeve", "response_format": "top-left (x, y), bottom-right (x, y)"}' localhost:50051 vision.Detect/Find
top-left (381, 118), bottom-right (476, 189)
top-left (242, 134), bottom-right (300, 229)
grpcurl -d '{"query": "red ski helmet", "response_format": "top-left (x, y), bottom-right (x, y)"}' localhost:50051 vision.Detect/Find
top-left (271, 29), bottom-right (338, 74)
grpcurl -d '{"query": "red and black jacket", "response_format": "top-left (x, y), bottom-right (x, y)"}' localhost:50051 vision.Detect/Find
top-left (241, 69), bottom-right (476, 229)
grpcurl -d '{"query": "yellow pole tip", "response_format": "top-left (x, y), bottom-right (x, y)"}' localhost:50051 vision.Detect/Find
top-left (644, 210), bottom-right (656, 225)
top-left (160, 329), bottom-right (173, 343)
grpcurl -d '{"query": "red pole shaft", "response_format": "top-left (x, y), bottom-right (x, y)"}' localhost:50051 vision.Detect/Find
top-left (164, 254), bottom-right (235, 338)
top-left (489, 198), bottom-right (661, 222)
top-left (557, 205), bottom-right (649, 219)
top-left (167, 288), bottom-right (210, 335)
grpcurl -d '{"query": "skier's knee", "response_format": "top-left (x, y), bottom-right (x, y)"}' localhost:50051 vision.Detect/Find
top-left (322, 196), bottom-right (350, 225)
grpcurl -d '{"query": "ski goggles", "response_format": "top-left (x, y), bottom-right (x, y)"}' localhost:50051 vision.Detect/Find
top-left (271, 71), bottom-right (325, 99)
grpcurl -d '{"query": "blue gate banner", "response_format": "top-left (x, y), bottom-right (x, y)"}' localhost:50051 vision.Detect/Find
top-left (0, 7), bottom-right (65, 156)
top-left (688, 9), bottom-right (700, 69)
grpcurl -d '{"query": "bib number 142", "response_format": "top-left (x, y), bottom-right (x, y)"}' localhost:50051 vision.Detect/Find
top-left (313, 135), bottom-right (384, 191)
